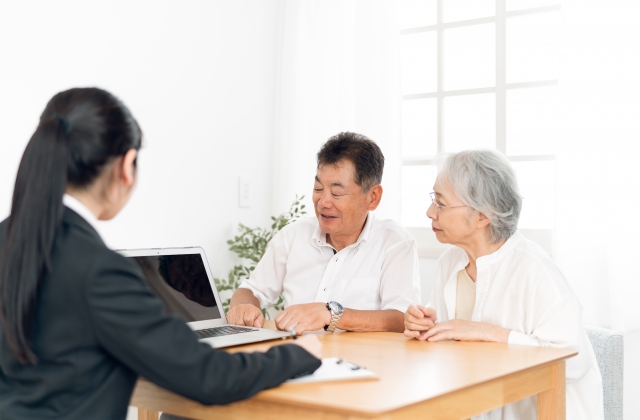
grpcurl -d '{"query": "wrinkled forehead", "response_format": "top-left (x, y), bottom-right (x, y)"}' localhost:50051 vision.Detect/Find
top-left (315, 159), bottom-right (357, 184)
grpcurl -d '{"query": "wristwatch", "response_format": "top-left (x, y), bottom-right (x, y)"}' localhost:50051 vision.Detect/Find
top-left (324, 301), bottom-right (344, 332)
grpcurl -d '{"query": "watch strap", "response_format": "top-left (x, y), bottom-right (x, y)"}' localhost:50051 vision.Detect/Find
top-left (325, 302), bottom-right (343, 333)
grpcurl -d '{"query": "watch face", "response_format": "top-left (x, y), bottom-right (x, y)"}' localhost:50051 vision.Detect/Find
top-left (328, 301), bottom-right (344, 312)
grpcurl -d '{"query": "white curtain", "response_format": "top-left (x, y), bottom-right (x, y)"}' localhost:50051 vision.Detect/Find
top-left (556, 0), bottom-right (640, 334)
top-left (272, 0), bottom-right (402, 220)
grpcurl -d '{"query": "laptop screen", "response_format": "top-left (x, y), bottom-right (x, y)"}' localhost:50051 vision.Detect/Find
top-left (128, 253), bottom-right (222, 323)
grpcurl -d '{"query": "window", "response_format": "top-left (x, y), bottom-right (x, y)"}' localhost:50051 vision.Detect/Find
top-left (399, 0), bottom-right (559, 256)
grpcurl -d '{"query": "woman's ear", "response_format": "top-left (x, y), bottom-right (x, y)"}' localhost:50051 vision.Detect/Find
top-left (476, 211), bottom-right (491, 229)
top-left (121, 149), bottom-right (138, 187)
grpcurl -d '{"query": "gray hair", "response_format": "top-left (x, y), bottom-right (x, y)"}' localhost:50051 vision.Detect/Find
top-left (435, 149), bottom-right (522, 243)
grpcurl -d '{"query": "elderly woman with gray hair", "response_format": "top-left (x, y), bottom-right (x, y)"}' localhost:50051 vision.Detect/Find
top-left (404, 150), bottom-right (603, 420)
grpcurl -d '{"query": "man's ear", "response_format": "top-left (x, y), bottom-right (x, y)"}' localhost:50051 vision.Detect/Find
top-left (367, 184), bottom-right (383, 211)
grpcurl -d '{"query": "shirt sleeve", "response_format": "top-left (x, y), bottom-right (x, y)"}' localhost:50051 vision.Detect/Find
top-left (86, 252), bottom-right (320, 406)
top-left (505, 290), bottom-right (594, 382)
top-left (238, 228), bottom-right (290, 308)
top-left (378, 239), bottom-right (421, 313)
top-left (508, 331), bottom-right (542, 346)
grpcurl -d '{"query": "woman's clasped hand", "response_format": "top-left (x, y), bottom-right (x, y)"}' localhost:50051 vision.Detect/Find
top-left (404, 305), bottom-right (509, 343)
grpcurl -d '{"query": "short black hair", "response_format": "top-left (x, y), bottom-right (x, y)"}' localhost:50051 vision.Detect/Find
top-left (316, 132), bottom-right (384, 192)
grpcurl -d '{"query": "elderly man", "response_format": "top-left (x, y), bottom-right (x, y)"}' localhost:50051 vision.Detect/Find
top-left (227, 132), bottom-right (420, 333)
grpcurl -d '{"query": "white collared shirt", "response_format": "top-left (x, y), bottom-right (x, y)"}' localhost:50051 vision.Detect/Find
top-left (62, 194), bottom-right (101, 234)
top-left (428, 231), bottom-right (604, 420)
top-left (239, 213), bottom-right (421, 312)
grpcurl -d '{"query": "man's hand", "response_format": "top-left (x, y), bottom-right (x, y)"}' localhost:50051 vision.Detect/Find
top-left (226, 303), bottom-right (265, 328)
top-left (403, 304), bottom-right (437, 339)
top-left (417, 319), bottom-right (510, 343)
top-left (274, 303), bottom-right (331, 333)
top-left (228, 288), bottom-right (264, 327)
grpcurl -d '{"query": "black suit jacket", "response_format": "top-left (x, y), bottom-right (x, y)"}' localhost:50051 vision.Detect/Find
top-left (0, 208), bottom-right (320, 420)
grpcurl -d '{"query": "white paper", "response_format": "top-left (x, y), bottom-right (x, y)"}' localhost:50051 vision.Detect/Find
top-left (285, 357), bottom-right (377, 384)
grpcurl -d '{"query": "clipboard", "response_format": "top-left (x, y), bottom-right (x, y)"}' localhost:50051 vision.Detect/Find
top-left (285, 357), bottom-right (378, 384)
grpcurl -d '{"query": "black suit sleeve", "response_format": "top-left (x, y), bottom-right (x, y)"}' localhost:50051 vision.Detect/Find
top-left (85, 252), bottom-right (320, 405)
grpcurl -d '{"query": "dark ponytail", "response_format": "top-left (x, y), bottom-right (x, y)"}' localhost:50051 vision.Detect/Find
top-left (0, 88), bottom-right (142, 364)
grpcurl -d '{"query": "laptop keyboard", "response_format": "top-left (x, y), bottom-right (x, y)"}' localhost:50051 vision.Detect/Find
top-left (194, 325), bottom-right (258, 339)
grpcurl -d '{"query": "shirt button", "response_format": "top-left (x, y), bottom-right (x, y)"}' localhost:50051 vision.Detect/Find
top-left (324, 288), bottom-right (327, 291)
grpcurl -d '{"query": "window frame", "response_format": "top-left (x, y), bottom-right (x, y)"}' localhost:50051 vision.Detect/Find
top-left (400, 1), bottom-right (560, 257)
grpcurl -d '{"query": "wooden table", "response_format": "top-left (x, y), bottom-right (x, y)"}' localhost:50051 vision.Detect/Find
top-left (131, 324), bottom-right (575, 420)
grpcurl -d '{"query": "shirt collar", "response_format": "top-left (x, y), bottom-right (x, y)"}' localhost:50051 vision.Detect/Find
top-left (476, 230), bottom-right (523, 268)
top-left (449, 230), bottom-right (524, 273)
top-left (311, 212), bottom-right (374, 250)
top-left (62, 194), bottom-right (101, 234)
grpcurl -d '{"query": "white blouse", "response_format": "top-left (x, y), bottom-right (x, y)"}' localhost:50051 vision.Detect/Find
top-left (427, 231), bottom-right (604, 420)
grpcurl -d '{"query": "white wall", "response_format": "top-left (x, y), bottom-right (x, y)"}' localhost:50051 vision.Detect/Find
top-left (0, 0), bottom-right (281, 280)
top-left (271, 0), bottom-right (402, 222)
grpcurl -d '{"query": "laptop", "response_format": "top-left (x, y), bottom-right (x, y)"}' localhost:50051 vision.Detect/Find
top-left (118, 246), bottom-right (289, 348)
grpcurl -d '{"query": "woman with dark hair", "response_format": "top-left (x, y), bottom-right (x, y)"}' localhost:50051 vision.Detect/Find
top-left (0, 87), bottom-right (321, 419)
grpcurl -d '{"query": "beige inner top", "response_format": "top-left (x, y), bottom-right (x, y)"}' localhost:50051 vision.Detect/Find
top-left (455, 268), bottom-right (476, 321)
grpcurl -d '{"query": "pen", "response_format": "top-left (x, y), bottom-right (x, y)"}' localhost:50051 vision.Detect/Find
top-left (288, 327), bottom-right (298, 340)
top-left (336, 359), bottom-right (363, 370)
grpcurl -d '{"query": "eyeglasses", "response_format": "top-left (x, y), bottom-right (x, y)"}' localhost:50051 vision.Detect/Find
top-left (429, 192), bottom-right (468, 212)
